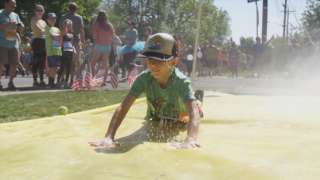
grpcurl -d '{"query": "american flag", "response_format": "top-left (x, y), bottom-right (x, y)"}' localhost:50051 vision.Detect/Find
top-left (90, 70), bottom-right (104, 89)
top-left (85, 61), bottom-right (92, 91)
top-left (110, 72), bottom-right (118, 89)
top-left (129, 66), bottom-right (139, 88)
top-left (72, 64), bottom-right (84, 91)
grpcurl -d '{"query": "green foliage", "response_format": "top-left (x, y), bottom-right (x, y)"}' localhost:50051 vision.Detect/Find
top-left (301, 0), bottom-right (320, 39)
top-left (239, 36), bottom-right (255, 54)
top-left (1, 0), bottom-right (231, 45)
top-left (0, 0), bottom-right (103, 39)
top-left (269, 36), bottom-right (289, 70)
top-left (103, 0), bottom-right (231, 46)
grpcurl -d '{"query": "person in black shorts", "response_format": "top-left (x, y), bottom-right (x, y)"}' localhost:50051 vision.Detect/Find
top-left (199, 41), bottom-right (208, 76)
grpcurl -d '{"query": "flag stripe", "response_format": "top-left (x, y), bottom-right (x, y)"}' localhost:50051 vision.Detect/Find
top-left (72, 64), bottom-right (84, 91)
top-left (128, 67), bottom-right (139, 88)
top-left (110, 72), bottom-right (118, 89)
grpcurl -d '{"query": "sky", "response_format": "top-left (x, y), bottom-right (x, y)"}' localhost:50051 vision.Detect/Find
top-left (213, 0), bottom-right (307, 43)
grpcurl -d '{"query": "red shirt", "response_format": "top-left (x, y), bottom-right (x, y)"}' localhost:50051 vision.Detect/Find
top-left (222, 52), bottom-right (229, 61)
top-left (218, 52), bottom-right (222, 61)
top-left (93, 23), bottom-right (114, 46)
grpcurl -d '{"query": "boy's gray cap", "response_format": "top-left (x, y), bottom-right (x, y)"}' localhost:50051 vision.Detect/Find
top-left (48, 13), bottom-right (57, 18)
top-left (137, 33), bottom-right (178, 62)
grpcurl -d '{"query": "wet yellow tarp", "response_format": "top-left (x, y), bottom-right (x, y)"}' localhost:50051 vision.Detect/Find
top-left (1, 92), bottom-right (320, 180)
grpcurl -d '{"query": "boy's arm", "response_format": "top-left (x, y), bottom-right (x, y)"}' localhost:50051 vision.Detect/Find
top-left (89, 94), bottom-right (137, 147)
top-left (266, 35), bottom-right (274, 45)
top-left (174, 100), bottom-right (201, 149)
top-left (51, 33), bottom-right (62, 40)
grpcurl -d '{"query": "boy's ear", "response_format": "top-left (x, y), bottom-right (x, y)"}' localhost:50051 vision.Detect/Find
top-left (172, 57), bottom-right (179, 66)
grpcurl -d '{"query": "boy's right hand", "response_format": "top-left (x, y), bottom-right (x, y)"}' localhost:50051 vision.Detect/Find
top-left (88, 137), bottom-right (120, 147)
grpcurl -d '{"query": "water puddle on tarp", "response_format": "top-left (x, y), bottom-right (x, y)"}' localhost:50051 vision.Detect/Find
top-left (0, 93), bottom-right (320, 180)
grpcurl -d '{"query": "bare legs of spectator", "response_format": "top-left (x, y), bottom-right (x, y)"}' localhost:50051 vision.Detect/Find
top-left (121, 66), bottom-right (127, 79)
top-left (0, 64), bottom-right (4, 81)
top-left (17, 62), bottom-right (25, 73)
top-left (91, 50), bottom-right (102, 78)
top-left (9, 65), bottom-right (17, 82)
top-left (23, 60), bottom-right (29, 75)
top-left (70, 61), bottom-right (77, 84)
top-left (101, 52), bottom-right (110, 85)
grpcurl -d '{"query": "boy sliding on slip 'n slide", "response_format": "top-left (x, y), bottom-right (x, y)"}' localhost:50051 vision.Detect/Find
top-left (89, 33), bottom-right (203, 149)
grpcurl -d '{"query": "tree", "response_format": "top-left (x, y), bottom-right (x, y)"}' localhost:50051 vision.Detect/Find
top-left (301, 0), bottom-right (320, 39)
top-left (103, 0), bottom-right (231, 46)
top-left (239, 36), bottom-right (254, 54)
top-left (0, 0), bottom-right (103, 39)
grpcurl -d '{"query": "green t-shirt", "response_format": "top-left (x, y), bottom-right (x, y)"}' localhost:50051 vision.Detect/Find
top-left (21, 43), bottom-right (31, 54)
top-left (45, 26), bottom-right (62, 56)
top-left (0, 9), bottom-right (21, 48)
top-left (129, 68), bottom-right (195, 120)
top-left (206, 45), bottom-right (218, 60)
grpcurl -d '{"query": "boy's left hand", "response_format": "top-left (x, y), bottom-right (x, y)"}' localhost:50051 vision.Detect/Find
top-left (172, 140), bottom-right (201, 149)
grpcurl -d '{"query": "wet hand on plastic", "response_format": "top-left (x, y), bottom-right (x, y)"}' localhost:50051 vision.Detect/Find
top-left (88, 137), bottom-right (120, 147)
top-left (172, 141), bottom-right (201, 149)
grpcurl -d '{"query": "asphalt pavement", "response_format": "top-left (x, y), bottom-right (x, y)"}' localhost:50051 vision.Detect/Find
top-left (1, 73), bottom-right (320, 96)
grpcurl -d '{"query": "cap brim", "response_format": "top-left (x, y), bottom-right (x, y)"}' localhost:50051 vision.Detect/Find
top-left (137, 52), bottom-right (174, 62)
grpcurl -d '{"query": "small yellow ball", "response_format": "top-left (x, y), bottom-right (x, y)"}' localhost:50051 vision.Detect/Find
top-left (58, 106), bottom-right (68, 115)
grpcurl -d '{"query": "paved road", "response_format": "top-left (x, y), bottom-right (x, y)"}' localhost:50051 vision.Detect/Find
top-left (1, 73), bottom-right (320, 96)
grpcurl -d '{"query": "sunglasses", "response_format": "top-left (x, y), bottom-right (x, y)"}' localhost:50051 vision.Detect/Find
top-left (36, 9), bottom-right (43, 12)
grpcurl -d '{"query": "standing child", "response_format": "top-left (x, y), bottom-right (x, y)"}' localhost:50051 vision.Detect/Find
top-left (228, 43), bottom-right (240, 78)
top-left (83, 39), bottom-right (93, 63)
top-left (21, 37), bottom-right (32, 76)
top-left (57, 19), bottom-right (75, 89)
top-left (45, 13), bottom-right (62, 88)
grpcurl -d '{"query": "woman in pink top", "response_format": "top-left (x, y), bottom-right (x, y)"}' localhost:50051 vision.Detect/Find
top-left (91, 10), bottom-right (114, 78)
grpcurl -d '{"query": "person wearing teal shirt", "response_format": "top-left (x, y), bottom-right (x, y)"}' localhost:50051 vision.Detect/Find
top-left (0, 0), bottom-right (25, 90)
top-left (89, 33), bottom-right (202, 149)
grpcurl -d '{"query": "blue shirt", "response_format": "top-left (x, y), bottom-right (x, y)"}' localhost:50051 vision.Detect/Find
top-left (200, 46), bottom-right (207, 54)
top-left (229, 49), bottom-right (239, 60)
top-left (125, 29), bottom-right (138, 40)
top-left (0, 9), bottom-right (21, 48)
top-left (252, 43), bottom-right (264, 56)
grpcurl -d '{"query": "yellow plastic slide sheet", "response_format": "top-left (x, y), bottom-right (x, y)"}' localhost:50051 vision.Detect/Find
top-left (1, 92), bottom-right (320, 180)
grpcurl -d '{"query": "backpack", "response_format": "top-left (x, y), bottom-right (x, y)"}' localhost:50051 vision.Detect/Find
top-left (206, 45), bottom-right (218, 60)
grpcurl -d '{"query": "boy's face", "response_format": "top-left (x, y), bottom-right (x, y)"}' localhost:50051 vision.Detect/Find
top-left (47, 17), bottom-right (56, 26)
top-left (147, 58), bottom-right (176, 79)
